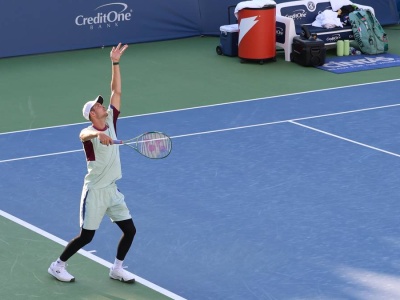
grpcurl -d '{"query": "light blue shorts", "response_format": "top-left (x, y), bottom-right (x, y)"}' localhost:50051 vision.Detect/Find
top-left (80, 184), bottom-right (131, 230)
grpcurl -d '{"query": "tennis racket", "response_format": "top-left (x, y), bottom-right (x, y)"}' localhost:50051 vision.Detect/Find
top-left (113, 131), bottom-right (172, 159)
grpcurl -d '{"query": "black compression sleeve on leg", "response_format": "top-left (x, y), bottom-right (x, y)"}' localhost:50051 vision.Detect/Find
top-left (115, 219), bottom-right (136, 261)
top-left (59, 228), bottom-right (95, 262)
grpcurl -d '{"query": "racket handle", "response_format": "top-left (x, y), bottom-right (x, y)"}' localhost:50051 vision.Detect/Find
top-left (113, 140), bottom-right (123, 144)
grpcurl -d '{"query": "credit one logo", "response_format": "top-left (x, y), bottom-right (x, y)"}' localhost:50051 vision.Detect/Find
top-left (75, 2), bottom-right (132, 30)
top-left (285, 10), bottom-right (307, 20)
top-left (326, 34), bottom-right (341, 42)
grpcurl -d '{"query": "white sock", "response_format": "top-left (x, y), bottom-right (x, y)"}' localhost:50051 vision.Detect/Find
top-left (56, 258), bottom-right (66, 267)
top-left (114, 258), bottom-right (123, 269)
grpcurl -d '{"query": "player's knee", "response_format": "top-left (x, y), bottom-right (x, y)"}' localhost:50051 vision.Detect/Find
top-left (124, 224), bottom-right (136, 240)
top-left (130, 224), bottom-right (137, 238)
top-left (123, 223), bottom-right (136, 240)
top-left (79, 229), bottom-right (95, 245)
top-left (117, 219), bottom-right (136, 238)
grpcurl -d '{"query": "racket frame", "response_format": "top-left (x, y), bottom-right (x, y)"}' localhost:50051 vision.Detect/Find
top-left (113, 131), bottom-right (172, 159)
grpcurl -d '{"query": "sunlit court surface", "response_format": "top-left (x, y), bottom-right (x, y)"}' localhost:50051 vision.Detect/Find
top-left (1, 79), bottom-right (400, 299)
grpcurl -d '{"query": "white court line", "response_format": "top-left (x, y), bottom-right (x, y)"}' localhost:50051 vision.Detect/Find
top-left (172, 103), bottom-right (400, 139)
top-left (290, 121), bottom-right (400, 158)
top-left (1, 78), bottom-right (399, 136)
top-left (1, 102), bottom-right (400, 164)
top-left (0, 149), bottom-right (83, 163)
top-left (0, 210), bottom-right (186, 300)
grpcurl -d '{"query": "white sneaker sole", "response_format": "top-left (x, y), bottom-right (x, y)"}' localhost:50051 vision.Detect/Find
top-left (48, 267), bottom-right (75, 282)
top-left (109, 273), bottom-right (135, 283)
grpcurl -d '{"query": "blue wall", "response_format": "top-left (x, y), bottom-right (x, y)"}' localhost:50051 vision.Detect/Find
top-left (0, 0), bottom-right (398, 58)
top-left (0, 0), bottom-right (200, 58)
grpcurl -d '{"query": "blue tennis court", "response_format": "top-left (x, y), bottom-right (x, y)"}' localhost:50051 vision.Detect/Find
top-left (1, 79), bottom-right (400, 299)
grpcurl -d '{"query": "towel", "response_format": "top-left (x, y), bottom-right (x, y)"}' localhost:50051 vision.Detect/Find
top-left (312, 9), bottom-right (343, 28)
top-left (234, 0), bottom-right (276, 18)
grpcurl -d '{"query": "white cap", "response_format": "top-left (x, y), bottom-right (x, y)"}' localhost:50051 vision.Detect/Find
top-left (82, 95), bottom-right (104, 120)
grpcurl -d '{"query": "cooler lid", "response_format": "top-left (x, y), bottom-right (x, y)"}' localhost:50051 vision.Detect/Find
top-left (220, 24), bottom-right (239, 33)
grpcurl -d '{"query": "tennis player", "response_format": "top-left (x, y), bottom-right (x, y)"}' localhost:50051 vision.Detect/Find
top-left (48, 43), bottom-right (136, 283)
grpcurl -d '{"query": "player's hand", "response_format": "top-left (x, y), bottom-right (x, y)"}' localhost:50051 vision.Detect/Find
top-left (110, 43), bottom-right (128, 63)
top-left (98, 132), bottom-right (113, 146)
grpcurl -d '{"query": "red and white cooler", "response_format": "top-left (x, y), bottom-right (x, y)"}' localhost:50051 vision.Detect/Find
top-left (235, 1), bottom-right (276, 63)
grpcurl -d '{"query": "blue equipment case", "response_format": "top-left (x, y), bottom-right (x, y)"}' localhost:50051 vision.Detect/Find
top-left (216, 24), bottom-right (239, 57)
top-left (216, 5), bottom-right (239, 57)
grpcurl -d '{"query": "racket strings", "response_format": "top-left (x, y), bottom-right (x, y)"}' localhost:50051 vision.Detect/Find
top-left (137, 132), bottom-right (172, 159)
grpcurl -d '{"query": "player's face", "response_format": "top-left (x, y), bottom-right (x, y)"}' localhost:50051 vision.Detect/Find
top-left (90, 102), bottom-right (108, 119)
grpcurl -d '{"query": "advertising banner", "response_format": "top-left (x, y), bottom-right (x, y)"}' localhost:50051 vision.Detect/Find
top-left (0, 0), bottom-right (201, 58)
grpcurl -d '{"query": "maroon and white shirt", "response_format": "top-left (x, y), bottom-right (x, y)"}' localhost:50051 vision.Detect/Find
top-left (81, 105), bottom-right (121, 189)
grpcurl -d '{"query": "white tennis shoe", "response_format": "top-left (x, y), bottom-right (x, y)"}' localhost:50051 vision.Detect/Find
top-left (109, 267), bottom-right (135, 283)
top-left (48, 261), bottom-right (75, 282)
